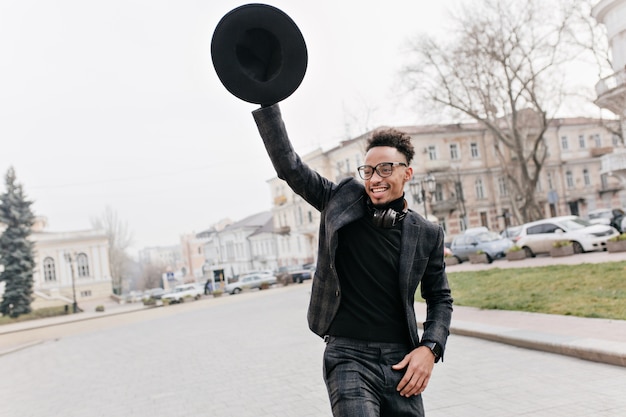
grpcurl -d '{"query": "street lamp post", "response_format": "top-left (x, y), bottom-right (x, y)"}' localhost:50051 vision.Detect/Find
top-left (409, 174), bottom-right (437, 219)
top-left (64, 252), bottom-right (79, 313)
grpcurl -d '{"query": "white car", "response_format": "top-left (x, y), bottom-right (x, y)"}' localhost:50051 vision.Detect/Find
top-left (224, 273), bottom-right (277, 294)
top-left (161, 284), bottom-right (203, 303)
top-left (515, 215), bottom-right (619, 257)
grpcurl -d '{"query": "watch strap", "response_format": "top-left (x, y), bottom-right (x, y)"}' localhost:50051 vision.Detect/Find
top-left (420, 341), bottom-right (442, 363)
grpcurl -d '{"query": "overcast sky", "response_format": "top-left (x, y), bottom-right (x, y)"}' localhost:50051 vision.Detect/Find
top-left (0, 0), bottom-right (602, 253)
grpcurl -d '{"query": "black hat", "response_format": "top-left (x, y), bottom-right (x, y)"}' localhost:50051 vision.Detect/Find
top-left (211, 3), bottom-right (308, 106)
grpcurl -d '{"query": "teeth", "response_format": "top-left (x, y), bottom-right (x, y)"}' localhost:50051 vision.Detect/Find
top-left (372, 187), bottom-right (387, 193)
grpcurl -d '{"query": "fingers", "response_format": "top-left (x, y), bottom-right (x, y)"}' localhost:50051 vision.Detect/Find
top-left (397, 371), bottom-right (431, 397)
top-left (391, 356), bottom-right (408, 370)
top-left (394, 348), bottom-right (435, 397)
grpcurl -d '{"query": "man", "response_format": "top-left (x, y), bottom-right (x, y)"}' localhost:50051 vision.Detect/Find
top-left (253, 103), bottom-right (453, 416)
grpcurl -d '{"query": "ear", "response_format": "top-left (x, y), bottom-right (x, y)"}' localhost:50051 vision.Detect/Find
top-left (404, 166), bottom-right (413, 182)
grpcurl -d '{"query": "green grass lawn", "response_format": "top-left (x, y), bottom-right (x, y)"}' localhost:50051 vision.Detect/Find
top-left (441, 261), bottom-right (626, 320)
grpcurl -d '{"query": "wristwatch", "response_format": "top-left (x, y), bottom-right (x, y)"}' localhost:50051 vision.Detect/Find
top-left (420, 341), bottom-right (442, 363)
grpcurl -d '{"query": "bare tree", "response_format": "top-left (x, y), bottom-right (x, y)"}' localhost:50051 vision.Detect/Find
top-left (138, 260), bottom-right (165, 291)
top-left (91, 206), bottom-right (133, 295)
top-left (401, 0), bottom-right (608, 223)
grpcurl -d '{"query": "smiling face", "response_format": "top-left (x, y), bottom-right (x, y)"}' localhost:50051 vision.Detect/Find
top-left (363, 146), bottom-right (413, 206)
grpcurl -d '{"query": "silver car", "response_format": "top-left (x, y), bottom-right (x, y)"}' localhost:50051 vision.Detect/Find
top-left (224, 273), bottom-right (277, 295)
top-left (450, 230), bottom-right (514, 263)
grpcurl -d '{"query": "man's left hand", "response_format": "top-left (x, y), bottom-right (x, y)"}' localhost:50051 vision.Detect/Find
top-left (391, 346), bottom-right (435, 397)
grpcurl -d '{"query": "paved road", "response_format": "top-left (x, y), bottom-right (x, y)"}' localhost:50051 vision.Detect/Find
top-left (1, 283), bottom-right (625, 417)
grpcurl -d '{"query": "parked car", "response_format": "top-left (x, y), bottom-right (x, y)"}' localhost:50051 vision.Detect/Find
top-left (142, 287), bottom-right (166, 300)
top-left (515, 215), bottom-right (619, 257)
top-left (276, 265), bottom-right (313, 283)
top-left (161, 284), bottom-right (203, 303)
top-left (450, 230), bottom-right (514, 263)
top-left (589, 208), bottom-right (625, 233)
top-left (224, 273), bottom-right (277, 294)
top-left (500, 225), bottom-right (522, 240)
top-left (125, 291), bottom-right (144, 303)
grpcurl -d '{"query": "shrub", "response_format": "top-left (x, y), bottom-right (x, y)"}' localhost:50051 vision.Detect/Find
top-left (95, 305), bottom-right (105, 312)
top-left (212, 290), bottom-right (224, 297)
top-left (507, 245), bottom-right (522, 253)
top-left (608, 233), bottom-right (626, 242)
top-left (552, 240), bottom-right (572, 248)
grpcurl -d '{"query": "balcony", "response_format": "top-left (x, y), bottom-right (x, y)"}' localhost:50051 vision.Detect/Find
top-left (431, 198), bottom-right (459, 214)
top-left (590, 146), bottom-right (613, 157)
top-left (275, 226), bottom-right (290, 235)
top-left (600, 149), bottom-right (626, 184)
top-left (424, 159), bottom-right (451, 172)
top-left (595, 69), bottom-right (626, 115)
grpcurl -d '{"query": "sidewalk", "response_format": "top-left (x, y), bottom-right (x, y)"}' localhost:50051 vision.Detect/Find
top-left (2, 251), bottom-right (626, 367)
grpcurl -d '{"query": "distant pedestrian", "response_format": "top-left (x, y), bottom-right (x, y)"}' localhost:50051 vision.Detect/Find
top-left (204, 280), bottom-right (213, 295)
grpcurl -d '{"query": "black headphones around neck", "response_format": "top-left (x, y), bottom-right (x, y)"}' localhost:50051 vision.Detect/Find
top-left (368, 199), bottom-right (408, 228)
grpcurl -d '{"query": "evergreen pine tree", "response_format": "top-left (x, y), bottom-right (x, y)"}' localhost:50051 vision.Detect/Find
top-left (0, 167), bottom-right (36, 318)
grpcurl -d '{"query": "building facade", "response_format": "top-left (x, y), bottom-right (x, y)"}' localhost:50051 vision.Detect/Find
top-left (29, 218), bottom-right (112, 309)
top-left (200, 211), bottom-right (275, 287)
top-left (264, 117), bottom-right (626, 263)
top-left (593, 0), bottom-right (626, 184)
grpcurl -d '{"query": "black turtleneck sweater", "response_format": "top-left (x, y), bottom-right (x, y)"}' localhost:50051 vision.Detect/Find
top-left (328, 196), bottom-right (410, 344)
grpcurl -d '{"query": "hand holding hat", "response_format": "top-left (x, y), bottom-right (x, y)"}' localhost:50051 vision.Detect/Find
top-left (211, 3), bottom-right (308, 106)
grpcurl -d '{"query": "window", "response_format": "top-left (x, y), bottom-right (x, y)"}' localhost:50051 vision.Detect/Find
top-left (459, 218), bottom-right (467, 232)
top-left (43, 257), bottom-right (56, 282)
top-left (428, 145), bottom-right (437, 160)
top-left (498, 177), bottom-right (508, 196)
top-left (76, 253), bottom-right (90, 277)
top-left (547, 172), bottom-right (554, 190)
top-left (470, 143), bottom-right (480, 158)
top-left (612, 134), bottom-right (621, 146)
top-left (578, 135), bottom-right (585, 148)
top-left (583, 169), bottom-right (591, 187)
top-left (475, 178), bottom-right (485, 199)
top-left (434, 183), bottom-right (443, 202)
top-left (601, 173), bottom-right (609, 190)
top-left (593, 134), bottom-right (601, 147)
top-left (565, 171), bottom-right (574, 189)
top-left (449, 144), bottom-right (459, 160)
top-left (439, 218), bottom-right (447, 234)
top-left (80, 290), bottom-right (92, 297)
top-left (561, 136), bottom-right (569, 150)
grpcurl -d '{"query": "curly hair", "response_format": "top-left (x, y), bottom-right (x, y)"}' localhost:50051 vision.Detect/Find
top-left (366, 128), bottom-right (415, 165)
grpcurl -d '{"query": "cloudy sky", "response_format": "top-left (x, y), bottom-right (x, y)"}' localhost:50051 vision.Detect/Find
top-left (0, 0), bottom-right (601, 253)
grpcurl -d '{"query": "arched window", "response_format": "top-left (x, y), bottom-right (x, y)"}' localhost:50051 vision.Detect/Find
top-left (76, 253), bottom-right (90, 278)
top-left (43, 257), bottom-right (56, 282)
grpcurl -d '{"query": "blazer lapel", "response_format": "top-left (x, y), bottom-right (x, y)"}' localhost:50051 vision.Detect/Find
top-left (399, 214), bottom-right (421, 301)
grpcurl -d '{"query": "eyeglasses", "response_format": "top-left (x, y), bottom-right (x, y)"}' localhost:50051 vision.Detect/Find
top-left (357, 162), bottom-right (407, 180)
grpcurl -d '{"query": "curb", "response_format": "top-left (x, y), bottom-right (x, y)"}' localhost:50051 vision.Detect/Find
top-left (451, 320), bottom-right (626, 367)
